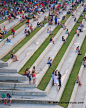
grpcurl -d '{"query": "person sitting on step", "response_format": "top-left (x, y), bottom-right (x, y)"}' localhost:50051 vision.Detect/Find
top-left (6, 93), bottom-right (12, 106)
top-left (6, 37), bottom-right (11, 42)
top-left (76, 46), bottom-right (82, 55)
top-left (66, 29), bottom-right (70, 36)
top-left (11, 51), bottom-right (18, 61)
top-left (62, 23), bottom-right (66, 30)
top-left (24, 29), bottom-right (30, 36)
top-left (62, 36), bottom-right (67, 43)
top-left (47, 57), bottom-right (52, 67)
top-left (1, 92), bottom-right (6, 104)
top-left (50, 36), bottom-right (54, 44)
top-left (76, 76), bottom-right (82, 86)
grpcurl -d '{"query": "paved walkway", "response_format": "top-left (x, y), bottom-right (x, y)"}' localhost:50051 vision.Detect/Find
top-left (72, 68), bottom-right (86, 108)
top-left (0, 103), bottom-right (63, 108)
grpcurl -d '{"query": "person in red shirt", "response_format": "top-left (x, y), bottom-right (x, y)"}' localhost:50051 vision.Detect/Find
top-left (26, 19), bottom-right (30, 27)
top-left (11, 28), bottom-right (15, 38)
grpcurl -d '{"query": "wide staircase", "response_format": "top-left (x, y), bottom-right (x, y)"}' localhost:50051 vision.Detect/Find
top-left (0, 1), bottom-right (86, 108)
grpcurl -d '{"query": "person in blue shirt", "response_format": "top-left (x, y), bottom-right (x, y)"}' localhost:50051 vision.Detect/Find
top-left (55, 16), bottom-right (57, 24)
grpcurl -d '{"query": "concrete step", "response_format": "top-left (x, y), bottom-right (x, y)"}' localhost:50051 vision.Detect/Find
top-left (0, 73), bottom-right (28, 81)
top-left (0, 12), bottom-right (43, 48)
top-left (0, 88), bottom-right (46, 96)
top-left (53, 21), bottom-right (86, 102)
top-left (0, 95), bottom-right (58, 105)
top-left (0, 11), bottom-right (49, 59)
top-left (0, 81), bottom-right (36, 88)
top-left (0, 20), bottom-right (9, 28)
top-left (32, 6), bottom-right (84, 86)
top-left (0, 7), bottom-right (68, 72)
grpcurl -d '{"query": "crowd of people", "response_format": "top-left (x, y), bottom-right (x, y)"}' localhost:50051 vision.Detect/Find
top-left (0, 1), bottom-right (86, 105)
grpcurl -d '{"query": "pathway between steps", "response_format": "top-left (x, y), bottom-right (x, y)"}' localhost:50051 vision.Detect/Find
top-left (72, 68), bottom-right (86, 108)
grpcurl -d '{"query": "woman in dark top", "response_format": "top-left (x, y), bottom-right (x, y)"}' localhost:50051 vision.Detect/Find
top-left (11, 52), bottom-right (18, 62)
top-left (62, 36), bottom-right (67, 43)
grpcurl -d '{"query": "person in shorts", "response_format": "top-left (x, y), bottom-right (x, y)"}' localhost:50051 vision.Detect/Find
top-left (6, 93), bottom-right (12, 106)
top-left (1, 92), bottom-right (6, 104)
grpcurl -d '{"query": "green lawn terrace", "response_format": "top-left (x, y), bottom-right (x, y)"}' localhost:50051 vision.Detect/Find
top-left (0, 1), bottom-right (86, 108)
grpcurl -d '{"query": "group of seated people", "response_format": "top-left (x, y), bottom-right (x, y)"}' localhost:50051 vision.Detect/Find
top-left (24, 66), bottom-right (36, 84)
top-left (24, 24), bottom-right (33, 36)
top-left (24, 29), bottom-right (30, 36)
top-left (0, 26), bottom-right (7, 39)
top-left (19, 15), bottom-right (25, 22)
top-left (0, 92), bottom-right (12, 106)
top-left (7, 14), bottom-right (14, 23)
top-left (37, 22), bottom-right (45, 27)
top-left (0, 26), bottom-right (7, 37)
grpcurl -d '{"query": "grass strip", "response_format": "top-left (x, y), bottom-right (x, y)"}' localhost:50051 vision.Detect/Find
top-left (1, 21), bottom-right (47, 62)
top-left (18, 13), bottom-right (71, 75)
top-left (59, 36), bottom-right (86, 108)
top-left (37, 13), bottom-right (84, 90)
top-left (0, 19), bottom-right (6, 24)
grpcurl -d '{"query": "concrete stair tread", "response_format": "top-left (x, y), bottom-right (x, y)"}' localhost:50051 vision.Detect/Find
top-left (0, 10), bottom-right (67, 71)
top-left (34, 6), bottom-right (83, 84)
top-left (0, 11), bottom-right (49, 59)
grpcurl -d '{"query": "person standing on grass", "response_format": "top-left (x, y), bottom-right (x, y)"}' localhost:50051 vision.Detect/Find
top-left (58, 71), bottom-right (61, 90)
top-left (11, 28), bottom-right (15, 38)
